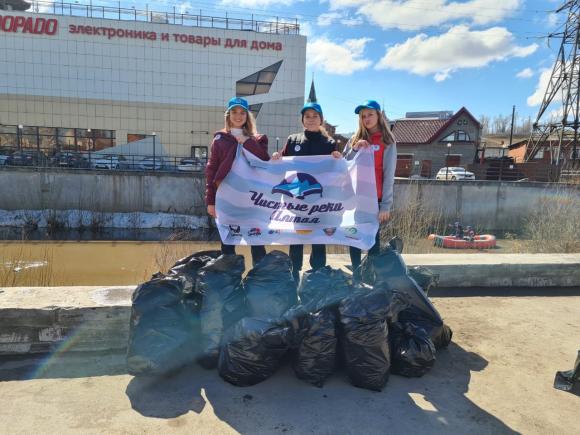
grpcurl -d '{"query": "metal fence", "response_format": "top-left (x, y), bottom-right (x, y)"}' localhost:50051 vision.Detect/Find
top-left (0, 148), bottom-right (206, 173)
top-left (28, 0), bottom-right (301, 34)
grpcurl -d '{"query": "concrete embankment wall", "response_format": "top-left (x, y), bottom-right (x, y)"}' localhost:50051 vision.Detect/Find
top-left (0, 167), bottom-right (578, 231)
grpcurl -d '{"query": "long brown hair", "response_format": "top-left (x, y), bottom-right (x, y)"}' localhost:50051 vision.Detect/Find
top-left (350, 109), bottom-right (395, 147)
top-left (225, 109), bottom-right (257, 136)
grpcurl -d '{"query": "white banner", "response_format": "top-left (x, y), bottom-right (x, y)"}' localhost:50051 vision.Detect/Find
top-left (215, 147), bottom-right (379, 250)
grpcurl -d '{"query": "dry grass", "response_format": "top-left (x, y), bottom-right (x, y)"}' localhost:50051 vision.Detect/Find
top-left (379, 191), bottom-right (445, 253)
top-left (517, 188), bottom-right (580, 253)
top-left (0, 244), bottom-right (56, 287)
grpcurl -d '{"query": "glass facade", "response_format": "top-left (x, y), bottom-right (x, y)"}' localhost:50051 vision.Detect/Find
top-left (236, 61), bottom-right (283, 97)
top-left (0, 124), bottom-right (115, 154)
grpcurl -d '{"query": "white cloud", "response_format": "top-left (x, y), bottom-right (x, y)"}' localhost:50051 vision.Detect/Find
top-left (527, 68), bottom-right (553, 106)
top-left (32, 1), bottom-right (55, 13)
top-left (307, 37), bottom-right (373, 75)
top-left (546, 13), bottom-right (559, 29)
top-left (318, 12), bottom-right (342, 26)
top-left (219, 0), bottom-right (294, 6)
top-left (376, 25), bottom-right (538, 81)
top-left (299, 20), bottom-right (314, 37)
top-left (327, 0), bottom-right (522, 31)
top-left (516, 68), bottom-right (534, 79)
top-left (176, 2), bottom-right (193, 14)
top-left (317, 11), bottom-right (364, 27)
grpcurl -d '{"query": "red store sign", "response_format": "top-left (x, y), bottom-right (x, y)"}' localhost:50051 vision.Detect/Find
top-left (0, 15), bottom-right (58, 35)
top-left (0, 15), bottom-right (283, 51)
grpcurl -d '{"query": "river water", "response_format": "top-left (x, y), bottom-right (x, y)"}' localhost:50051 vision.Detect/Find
top-left (0, 238), bottom-right (520, 287)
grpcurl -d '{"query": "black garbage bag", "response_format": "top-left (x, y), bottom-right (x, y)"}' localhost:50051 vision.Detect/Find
top-left (218, 317), bottom-right (290, 386)
top-left (298, 266), bottom-right (353, 312)
top-left (196, 254), bottom-right (246, 369)
top-left (291, 307), bottom-right (338, 387)
top-left (169, 250), bottom-right (222, 286)
top-left (397, 306), bottom-right (453, 350)
top-left (168, 250), bottom-right (222, 313)
top-left (339, 287), bottom-right (391, 391)
top-left (390, 322), bottom-right (436, 377)
top-left (360, 245), bottom-right (443, 327)
top-left (127, 275), bottom-right (195, 376)
top-left (554, 351), bottom-right (580, 394)
top-left (408, 266), bottom-right (439, 295)
top-left (244, 250), bottom-right (298, 319)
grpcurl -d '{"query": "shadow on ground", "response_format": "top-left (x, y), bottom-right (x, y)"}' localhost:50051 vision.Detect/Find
top-left (430, 287), bottom-right (580, 298)
top-left (0, 351), bottom-right (127, 381)
top-left (123, 342), bottom-right (519, 434)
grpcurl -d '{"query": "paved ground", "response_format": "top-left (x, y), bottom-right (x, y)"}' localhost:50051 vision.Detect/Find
top-left (1, 288), bottom-right (579, 435)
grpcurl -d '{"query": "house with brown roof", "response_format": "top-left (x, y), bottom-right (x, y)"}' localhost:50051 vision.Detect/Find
top-left (391, 107), bottom-right (481, 178)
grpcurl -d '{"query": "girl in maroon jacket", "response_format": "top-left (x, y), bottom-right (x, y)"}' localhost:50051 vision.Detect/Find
top-left (205, 97), bottom-right (269, 266)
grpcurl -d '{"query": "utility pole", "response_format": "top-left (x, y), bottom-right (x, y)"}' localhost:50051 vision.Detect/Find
top-left (508, 105), bottom-right (515, 147)
top-left (526, 0), bottom-right (580, 170)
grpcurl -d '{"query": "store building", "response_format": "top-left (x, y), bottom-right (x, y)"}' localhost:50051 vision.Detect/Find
top-left (0, 3), bottom-right (306, 160)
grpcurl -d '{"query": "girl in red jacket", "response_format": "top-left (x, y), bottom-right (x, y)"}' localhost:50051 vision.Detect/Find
top-left (205, 97), bottom-right (269, 266)
top-left (343, 100), bottom-right (397, 279)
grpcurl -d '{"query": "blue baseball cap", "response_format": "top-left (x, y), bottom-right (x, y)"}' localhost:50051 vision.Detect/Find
top-left (227, 97), bottom-right (249, 112)
top-left (300, 102), bottom-right (323, 116)
top-left (354, 100), bottom-right (381, 114)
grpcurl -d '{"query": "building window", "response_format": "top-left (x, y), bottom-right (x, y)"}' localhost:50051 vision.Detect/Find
top-left (249, 103), bottom-right (263, 119)
top-left (0, 125), bottom-right (17, 148)
top-left (92, 129), bottom-right (115, 151)
top-left (236, 60), bottom-right (283, 97)
top-left (442, 130), bottom-right (471, 142)
top-left (0, 124), bottom-right (115, 153)
top-left (191, 146), bottom-right (208, 165)
top-left (127, 134), bottom-right (147, 143)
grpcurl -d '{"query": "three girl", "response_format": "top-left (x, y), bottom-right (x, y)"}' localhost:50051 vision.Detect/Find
top-left (205, 97), bottom-right (395, 279)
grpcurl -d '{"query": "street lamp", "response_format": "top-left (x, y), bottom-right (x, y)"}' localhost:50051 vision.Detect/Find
top-left (446, 142), bottom-right (452, 180)
top-left (17, 124), bottom-right (23, 150)
top-left (152, 132), bottom-right (156, 171)
top-left (87, 128), bottom-right (93, 167)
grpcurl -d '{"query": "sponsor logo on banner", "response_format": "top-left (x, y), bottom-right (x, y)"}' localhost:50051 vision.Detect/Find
top-left (268, 229), bottom-right (281, 235)
top-left (271, 173), bottom-right (323, 200)
top-left (345, 227), bottom-right (360, 240)
top-left (323, 227), bottom-right (337, 236)
top-left (295, 229), bottom-right (313, 235)
top-left (229, 225), bottom-right (241, 237)
top-left (248, 228), bottom-right (262, 236)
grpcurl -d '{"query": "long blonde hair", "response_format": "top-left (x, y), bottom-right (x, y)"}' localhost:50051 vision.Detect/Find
top-left (225, 109), bottom-right (257, 136)
top-left (350, 109), bottom-right (395, 147)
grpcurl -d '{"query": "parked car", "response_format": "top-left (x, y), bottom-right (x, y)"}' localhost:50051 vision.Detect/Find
top-left (93, 154), bottom-right (127, 170)
top-left (177, 158), bottom-right (204, 172)
top-left (6, 150), bottom-right (47, 166)
top-left (51, 152), bottom-right (90, 169)
top-left (0, 147), bottom-right (14, 166)
top-left (435, 167), bottom-right (475, 181)
top-left (139, 156), bottom-right (165, 171)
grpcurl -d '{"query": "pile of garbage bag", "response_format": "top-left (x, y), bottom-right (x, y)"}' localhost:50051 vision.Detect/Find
top-left (127, 243), bottom-right (453, 391)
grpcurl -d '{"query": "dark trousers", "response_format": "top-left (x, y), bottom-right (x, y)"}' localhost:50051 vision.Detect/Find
top-left (349, 230), bottom-right (381, 275)
top-left (221, 242), bottom-right (266, 267)
top-left (289, 244), bottom-right (326, 276)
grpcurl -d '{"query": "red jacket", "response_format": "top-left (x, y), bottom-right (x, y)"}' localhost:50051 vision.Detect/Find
top-left (370, 131), bottom-right (386, 201)
top-left (205, 130), bottom-right (269, 205)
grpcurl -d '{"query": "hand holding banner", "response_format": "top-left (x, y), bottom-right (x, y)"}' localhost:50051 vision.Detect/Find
top-left (215, 147), bottom-right (379, 250)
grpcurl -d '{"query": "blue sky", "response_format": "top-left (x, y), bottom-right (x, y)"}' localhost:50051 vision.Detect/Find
top-left (48, 0), bottom-right (563, 133)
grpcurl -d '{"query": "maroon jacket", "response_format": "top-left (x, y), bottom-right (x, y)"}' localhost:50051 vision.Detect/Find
top-left (205, 130), bottom-right (269, 206)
